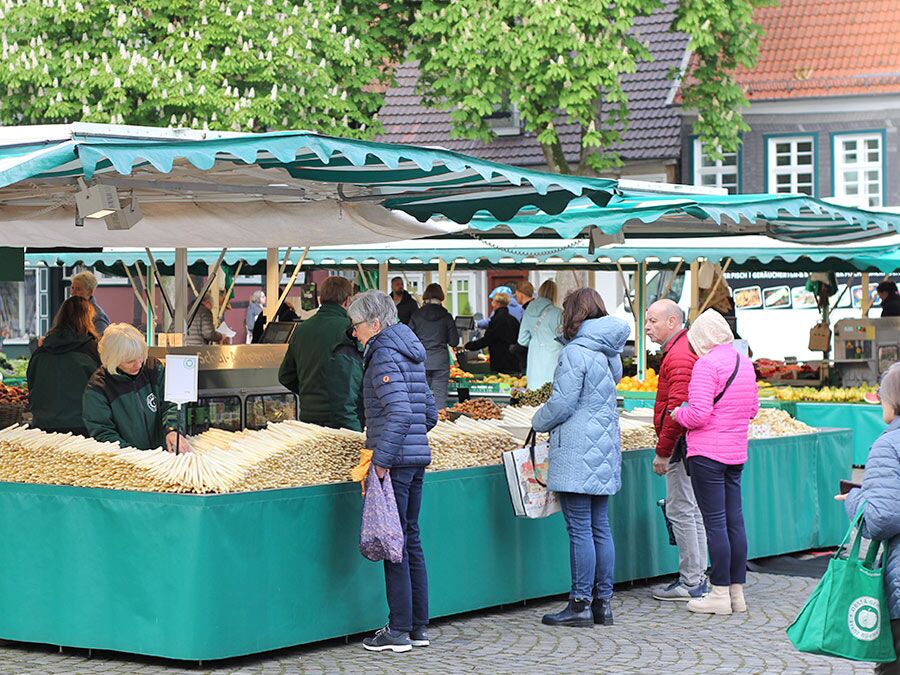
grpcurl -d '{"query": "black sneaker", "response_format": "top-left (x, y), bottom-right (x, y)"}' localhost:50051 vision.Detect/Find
top-left (410, 627), bottom-right (430, 647)
top-left (362, 626), bottom-right (412, 653)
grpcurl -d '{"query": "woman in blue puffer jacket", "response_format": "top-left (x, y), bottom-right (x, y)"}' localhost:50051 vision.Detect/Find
top-left (840, 361), bottom-right (900, 673)
top-left (348, 290), bottom-right (438, 654)
top-left (532, 288), bottom-right (630, 629)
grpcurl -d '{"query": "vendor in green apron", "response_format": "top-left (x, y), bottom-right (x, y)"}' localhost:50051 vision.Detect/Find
top-left (83, 323), bottom-right (191, 453)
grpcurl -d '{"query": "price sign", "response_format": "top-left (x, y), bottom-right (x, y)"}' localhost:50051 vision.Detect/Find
top-left (164, 355), bottom-right (199, 405)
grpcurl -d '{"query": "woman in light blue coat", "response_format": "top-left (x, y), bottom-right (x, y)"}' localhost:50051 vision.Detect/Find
top-left (532, 288), bottom-right (630, 629)
top-left (517, 280), bottom-right (563, 390)
top-left (840, 361), bottom-right (900, 673)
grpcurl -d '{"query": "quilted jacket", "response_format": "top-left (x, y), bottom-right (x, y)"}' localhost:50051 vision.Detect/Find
top-left (653, 329), bottom-right (696, 458)
top-left (517, 297), bottom-right (563, 390)
top-left (674, 343), bottom-right (759, 465)
top-left (845, 417), bottom-right (900, 620)
top-left (532, 316), bottom-right (630, 495)
top-left (363, 322), bottom-right (438, 469)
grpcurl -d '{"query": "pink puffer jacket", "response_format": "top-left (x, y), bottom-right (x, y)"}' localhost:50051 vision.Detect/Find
top-left (674, 343), bottom-right (759, 465)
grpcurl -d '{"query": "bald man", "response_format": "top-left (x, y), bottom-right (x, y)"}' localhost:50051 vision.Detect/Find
top-left (646, 299), bottom-right (709, 601)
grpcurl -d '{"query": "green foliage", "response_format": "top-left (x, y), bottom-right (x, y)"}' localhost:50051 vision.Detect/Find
top-left (0, 0), bottom-right (413, 136)
top-left (674, 0), bottom-right (771, 158)
top-left (409, 0), bottom-right (662, 174)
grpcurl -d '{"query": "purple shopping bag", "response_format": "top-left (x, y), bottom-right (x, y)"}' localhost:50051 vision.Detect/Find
top-left (359, 466), bottom-right (404, 563)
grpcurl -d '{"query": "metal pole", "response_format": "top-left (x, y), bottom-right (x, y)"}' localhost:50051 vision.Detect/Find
top-left (265, 248), bottom-right (279, 322)
top-left (635, 262), bottom-right (648, 382)
top-left (861, 272), bottom-right (871, 318)
top-left (173, 248), bottom-right (188, 337)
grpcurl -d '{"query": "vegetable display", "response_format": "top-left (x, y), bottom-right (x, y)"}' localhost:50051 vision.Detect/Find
top-left (450, 398), bottom-right (503, 420)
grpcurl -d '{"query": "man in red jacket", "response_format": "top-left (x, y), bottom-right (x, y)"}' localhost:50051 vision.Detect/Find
top-left (646, 299), bottom-right (709, 601)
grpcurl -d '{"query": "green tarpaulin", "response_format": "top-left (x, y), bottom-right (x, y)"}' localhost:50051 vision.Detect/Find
top-left (0, 430), bottom-right (850, 661)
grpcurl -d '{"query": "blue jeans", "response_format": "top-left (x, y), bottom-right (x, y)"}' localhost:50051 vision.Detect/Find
top-left (384, 466), bottom-right (428, 633)
top-left (689, 455), bottom-right (748, 587)
top-left (558, 492), bottom-right (615, 602)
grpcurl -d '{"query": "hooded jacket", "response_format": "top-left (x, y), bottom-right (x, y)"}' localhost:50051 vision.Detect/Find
top-left (517, 296), bottom-right (562, 390)
top-left (278, 302), bottom-right (363, 432)
top-left (392, 290), bottom-right (419, 325)
top-left (465, 306), bottom-right (521, 374)
top-left (363, 322), bottom-right (438, 468)
top-left (409, 302), bottom-right (460, 371)
top-left (532, 316), bottom-right (630, 495)
top-left (27, 329), bottom-right (101, 432)
top-left (845, 417), bottom-right (900, 620)
top-left (82, 357), bottom-right (179, 450)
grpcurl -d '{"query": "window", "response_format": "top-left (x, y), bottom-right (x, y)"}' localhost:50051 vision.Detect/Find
top-left (483, 93), bottom-right (522, 137)
top-left (767, 136), bottom-right (815, 195)
top-left (0, 269), bottom-right (39, 341)
top-left (693, 140), bottom-right (739, 194)
top-left (833, 133), bottom-right (883, 208)
top-left (448, 274), bottom-right (476, 317)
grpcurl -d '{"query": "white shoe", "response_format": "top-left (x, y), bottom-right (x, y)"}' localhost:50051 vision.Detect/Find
top-left (687, 585), bottom-right (733, 615)
top-left (730, 584), bottom-right (747, 613)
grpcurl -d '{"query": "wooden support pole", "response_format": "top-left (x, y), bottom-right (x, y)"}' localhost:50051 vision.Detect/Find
top-left (861, 272), bottom-right (871, 318)
top-left (173, 248), bottom-right (188, 336)
top-left (276, 247), bottom-right (310, 314)
top-left (186, 249), bottom-right (226, 329)
top-left (279, 247), bottom-right (293, 280)
top-left (697, 258), bottom-right (733, 315)
top-left (145, 249), bottom-right (173, 319)
top-left (265, 248), bottom-right (279, 321)
top-left (437, 259), bottom-right (449, 293)
top-left (217, 260), bottom-right (244, 323)
top-left (662, 260), bottom-right (684, 300)
top-left (635, 262), bottom-right (648, 382)
top-left (378, 262), bottom-right (389, 292)
top-left (689, 261), bottom-right (701, 323)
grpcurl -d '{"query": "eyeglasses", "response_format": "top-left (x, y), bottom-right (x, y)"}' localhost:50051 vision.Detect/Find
top-left (350, 320), bottom-right (366, 334)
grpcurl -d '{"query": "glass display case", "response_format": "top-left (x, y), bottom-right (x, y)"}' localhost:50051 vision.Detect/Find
top-left (185, 396), bottom-right (242, 435)
top-left (245, 393), bottom-right (298, 430)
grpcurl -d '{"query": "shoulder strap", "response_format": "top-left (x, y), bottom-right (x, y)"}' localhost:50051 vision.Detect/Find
top-left (713, 353), bottom-right (742, 405)
top-left (532, 303), bottom-right (555, 333)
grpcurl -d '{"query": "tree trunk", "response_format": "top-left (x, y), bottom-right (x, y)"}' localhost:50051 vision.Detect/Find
top-left (540, 140), bottom-right (571, 174)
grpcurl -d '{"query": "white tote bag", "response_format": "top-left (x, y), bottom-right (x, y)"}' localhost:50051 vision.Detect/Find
top-left (502, 430), bottom-right (561, 519)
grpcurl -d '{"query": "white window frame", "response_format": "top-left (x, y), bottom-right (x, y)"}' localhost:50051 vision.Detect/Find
top-left (767, 136), bottom-right (816, 196)
top-left (693, 139), bottom-right (739, 194)
top-left (833, 133), bottom-right (884, 208)
top-left (447, 272), bottom-right (477, 317)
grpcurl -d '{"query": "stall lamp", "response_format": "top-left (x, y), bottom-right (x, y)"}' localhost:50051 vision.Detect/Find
top-left (75, 180), bottom-right (121, 219)
top-left (105, 197), bottom-right (143, 231)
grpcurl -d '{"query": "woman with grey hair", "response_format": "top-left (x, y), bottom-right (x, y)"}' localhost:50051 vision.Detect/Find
top-left (348, 290), bottom-right (438, 653)
top-left (838, 363), bottom-right (900, 672)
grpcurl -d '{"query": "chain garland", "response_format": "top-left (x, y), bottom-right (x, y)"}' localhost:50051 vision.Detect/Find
top-left (465, 231), bottom-right (586, 258)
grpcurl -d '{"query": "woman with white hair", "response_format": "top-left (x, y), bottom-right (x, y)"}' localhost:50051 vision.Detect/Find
top-left (82, 323), bottom-right (190, 452)
top-left (348, 290), bottom-right (437, 654)
top-left (673, 309), bottom-right (758, 615)
top-left (838, 363), bottom-right (900, 672)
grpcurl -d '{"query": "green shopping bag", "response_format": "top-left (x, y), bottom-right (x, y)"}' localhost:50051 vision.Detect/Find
top-left (787, 505), bottom-right (896, 663)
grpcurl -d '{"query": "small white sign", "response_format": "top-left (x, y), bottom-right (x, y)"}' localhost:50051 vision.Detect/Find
top-left (165, 354), bottom-right (199, 405)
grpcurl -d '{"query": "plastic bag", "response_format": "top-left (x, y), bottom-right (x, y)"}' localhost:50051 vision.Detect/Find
top-left (359, 466), bottom-right (404, 563)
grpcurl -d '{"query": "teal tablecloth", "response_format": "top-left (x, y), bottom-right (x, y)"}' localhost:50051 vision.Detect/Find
top-left (0, 430), bottom-right (851, 660)
top-left (793, 403), bottom-right (883, 466)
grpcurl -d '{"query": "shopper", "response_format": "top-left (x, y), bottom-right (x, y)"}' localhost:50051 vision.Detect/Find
top-left (532, 288), bottom-right (630, 627)
top-left (27, 296), bottom-right (101, 435)
top-left (184, 294), bottom-right (225, 346)
top-left (674, 309), bottom-right (758, 615)
top-left (646, 299), bottom-right (709, 601)
top-left (390, 277), bottom-right (419, 325)
top-left (878, 280), bottom-right (900, 318)
top-left (278, 276), bottom-right (364, 431)
top-left (245, 290), bottom-right (266, 343)
top-left (515, 280), bottom-right (534, 312)
top-left (250, 291), bottom-right (299, 343)
top-left (348, 291), bottom-right (437, 653)
top-left (409, 283), bottom-right (459, 409)
top-left (70, 270), bottom-right (110, 336)
top-left (83, 323), bottom-right (190, 452)
top-left (476, 286), bottom-right (525, 328)
top-left (517, 280), bottom-right (562, 390)
top-left (838, 362), bottom-right (900, 674)
top-left (464, 292), bottom-right (521, 374)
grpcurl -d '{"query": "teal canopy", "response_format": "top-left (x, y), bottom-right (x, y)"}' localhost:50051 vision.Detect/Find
top-left (0, 123), bottom-right (614, 249)
top-left (466, 191), bottom-right (900, 245)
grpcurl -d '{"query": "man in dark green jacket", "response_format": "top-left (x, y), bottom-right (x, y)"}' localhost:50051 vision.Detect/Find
top-left (278, 276), bottom-right (364, 431)
top-left (82, 322), bottom-right (183, 450)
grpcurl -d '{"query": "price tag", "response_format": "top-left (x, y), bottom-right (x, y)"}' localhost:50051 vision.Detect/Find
top-left (164, 355), bottom-right (199, 405)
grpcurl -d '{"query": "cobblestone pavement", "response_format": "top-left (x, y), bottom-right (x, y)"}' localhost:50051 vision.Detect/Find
top-left (0, 572), bottom-right (877, 674)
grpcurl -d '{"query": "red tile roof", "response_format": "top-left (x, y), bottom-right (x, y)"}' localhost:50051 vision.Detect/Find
top-left (737, 0), bottom-right (900, 100)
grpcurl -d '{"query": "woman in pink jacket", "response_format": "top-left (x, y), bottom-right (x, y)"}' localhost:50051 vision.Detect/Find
top-left (674, 309), bottom-right (759, 616)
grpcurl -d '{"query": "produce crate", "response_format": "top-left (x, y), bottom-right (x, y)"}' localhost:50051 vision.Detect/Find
top-left (616, 390), bottom-right (657, 400)
top-left (0, 403), bottom-right (26, 427)
top-left (449, 381), bottom-right (512, 396)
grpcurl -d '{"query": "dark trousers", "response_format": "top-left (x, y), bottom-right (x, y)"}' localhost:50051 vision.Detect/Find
top-left (875, 619), bottom-right (900, 675)
top-left (689, 455), bottom-right (748, 587)
top-left (384, 466), bottom-right (429, 633)
top-left (426, 368), bottom-right (450, 409)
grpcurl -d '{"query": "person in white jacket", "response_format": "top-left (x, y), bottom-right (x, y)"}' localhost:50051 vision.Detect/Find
top-left (517, 280), bottom-right (563, 389)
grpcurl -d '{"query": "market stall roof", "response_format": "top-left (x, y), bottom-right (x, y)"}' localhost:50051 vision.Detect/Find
top-left (27, 237), bottom-right (900, 274)
top-left (465, 187), bottom-right (900, 244)
top-left (0, 123), bottom-right (616, 248)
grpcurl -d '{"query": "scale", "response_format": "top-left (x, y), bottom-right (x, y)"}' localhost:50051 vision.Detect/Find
top-left (832, 317), bottom-right (900, 386)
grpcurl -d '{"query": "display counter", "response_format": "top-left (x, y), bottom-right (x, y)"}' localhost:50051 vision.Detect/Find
top-left (0, 430), bottom-right (851, 661)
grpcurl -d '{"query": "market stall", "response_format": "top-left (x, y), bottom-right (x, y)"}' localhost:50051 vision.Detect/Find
top-left (0, 417), bottom-right (850, 661)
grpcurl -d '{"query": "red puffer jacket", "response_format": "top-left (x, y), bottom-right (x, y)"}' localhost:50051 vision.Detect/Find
top-left (653, 329), bottom-right (696, 458)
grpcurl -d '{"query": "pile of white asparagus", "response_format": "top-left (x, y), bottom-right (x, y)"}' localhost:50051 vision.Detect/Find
top-left (749, 408), bottom-right (815, 438)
